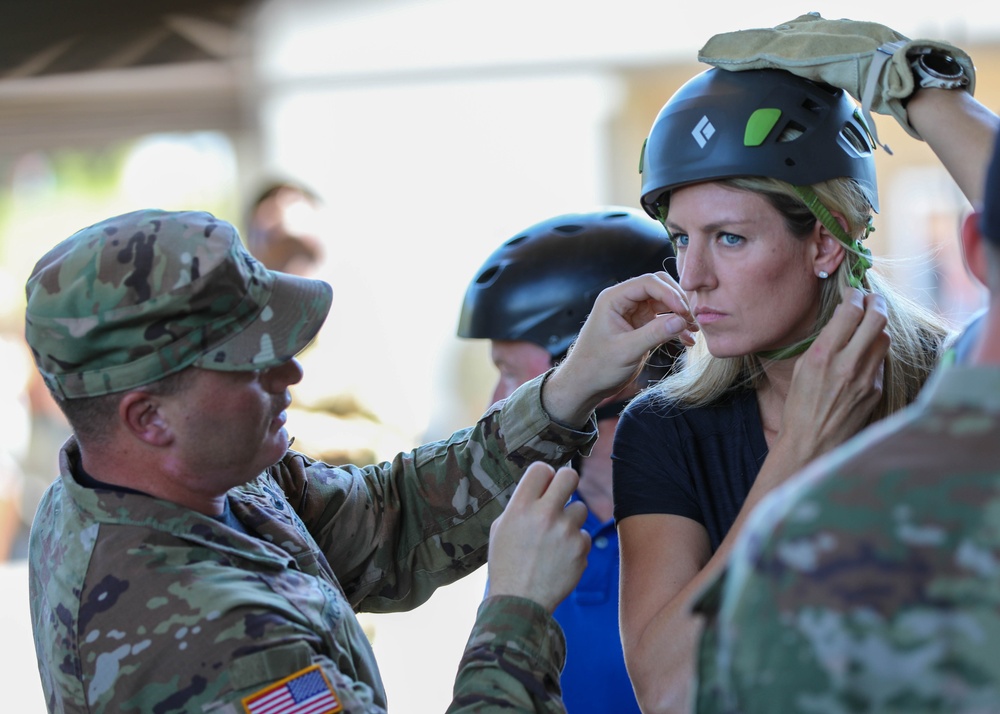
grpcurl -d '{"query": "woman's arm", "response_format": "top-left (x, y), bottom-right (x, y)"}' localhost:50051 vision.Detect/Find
top-left (907, 88), bottom-right (1000, 208)
top-left (618, 514), bottom-right (712, 713)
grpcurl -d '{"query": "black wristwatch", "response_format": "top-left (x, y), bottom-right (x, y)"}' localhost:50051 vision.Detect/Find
top-left (908, 48), bottom-right (970, 90)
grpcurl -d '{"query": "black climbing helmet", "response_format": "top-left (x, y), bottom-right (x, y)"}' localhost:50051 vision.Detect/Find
top-left (457, 207), bottom-right (677, 359)
top-left (639, 67), bottom-right (879, 221)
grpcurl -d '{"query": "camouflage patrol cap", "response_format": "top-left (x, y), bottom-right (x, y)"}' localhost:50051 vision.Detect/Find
top-left (24, 208), bottom-right (333, 399)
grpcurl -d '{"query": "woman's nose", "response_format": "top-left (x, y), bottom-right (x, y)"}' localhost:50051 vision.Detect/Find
top-left (678, 241), bottom-right (711, 292)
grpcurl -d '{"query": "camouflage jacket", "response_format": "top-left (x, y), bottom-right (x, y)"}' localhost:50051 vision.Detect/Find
top-left (29, 373), bottom-right (594, 713)
top-left (694, 365), bottom-right (1000, 713)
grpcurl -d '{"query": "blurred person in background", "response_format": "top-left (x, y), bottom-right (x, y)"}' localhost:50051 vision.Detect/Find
top-left (244, 179), bottom-right (400, 467)
top-left (0, 272), bottom-right (33, 560)
top-left (245, 179), bottom-right (327, 279)
top-left (457, 207), bottom-right (683, 714)
top-left (0, 267), bottom-right (71, 562)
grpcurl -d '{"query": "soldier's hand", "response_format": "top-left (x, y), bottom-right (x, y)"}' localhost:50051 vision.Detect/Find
top-left (487, 463), bottom-right (591, 613)
top-left (541, 271), bottom-right (696, 427)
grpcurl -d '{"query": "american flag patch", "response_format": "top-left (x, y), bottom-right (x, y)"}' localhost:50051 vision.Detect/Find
top-left (242, 664), bottom-right (342, 714)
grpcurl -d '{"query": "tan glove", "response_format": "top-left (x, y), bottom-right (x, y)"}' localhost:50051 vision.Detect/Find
top-left (698, 12), bottom-right (975, 151)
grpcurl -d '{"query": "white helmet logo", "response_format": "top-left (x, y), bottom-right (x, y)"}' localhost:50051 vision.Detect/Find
top-left (692, 116), bottom-right (715, 148)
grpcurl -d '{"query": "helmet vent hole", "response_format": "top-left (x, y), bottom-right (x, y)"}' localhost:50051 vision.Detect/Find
top-left (840, 123), bottom-right (873, 156)
top-left (777, 121), bottom-right (806, 143)
top-left (554, 224), bottom-right (584, 234)
top-left (801, 97), bottom-right (824, 113)
top-left (504, 235), bottom-right (529, 247)
top-left (475, 266), bottom-right (499, 285)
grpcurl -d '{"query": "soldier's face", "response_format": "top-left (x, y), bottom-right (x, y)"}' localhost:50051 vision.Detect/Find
top-left (166, 360), bottom-right (304, 488)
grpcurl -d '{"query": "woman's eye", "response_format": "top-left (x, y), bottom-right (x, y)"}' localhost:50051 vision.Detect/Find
top-left (719, 232), bottom-right (744, 246)
top-left (670, 233), bottom-right (689, 249)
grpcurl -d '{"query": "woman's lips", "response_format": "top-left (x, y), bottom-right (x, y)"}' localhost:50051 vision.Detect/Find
top-left (694, 308), bottom-right (726, 326)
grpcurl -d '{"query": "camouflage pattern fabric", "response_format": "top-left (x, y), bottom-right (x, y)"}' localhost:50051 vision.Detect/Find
top-left (24, 209), bottom-right (331, 399)
top-left (452, 597), bottom-right (567, 713)
top-left (29, 372), bottom-right (593, 713)
top-left (694, 365), bottom-right (1000, 713)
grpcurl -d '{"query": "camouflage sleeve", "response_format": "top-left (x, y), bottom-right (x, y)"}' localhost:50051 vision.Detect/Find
top-left (690, 570), bottom-right (728, 714)
top-left (697, 442), bottom-right (1000, 713)
top-left (279, 370), bottom-right (597, 612)
top-left (693, 464), bottom-right (842, 714)
top-left (448, 595), bottom-right (567, 713)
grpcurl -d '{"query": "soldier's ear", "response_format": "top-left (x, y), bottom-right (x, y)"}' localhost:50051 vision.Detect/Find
top-left (119, 391), bottom-right (173, 446)
top-left (961, 211), bottom-right (988, 288)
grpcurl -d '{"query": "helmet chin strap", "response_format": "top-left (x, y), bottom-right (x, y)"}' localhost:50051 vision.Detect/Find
top-left (755, 336), bottom-right (816, 361)
top-left (791, 185), bottom-right (875, 290)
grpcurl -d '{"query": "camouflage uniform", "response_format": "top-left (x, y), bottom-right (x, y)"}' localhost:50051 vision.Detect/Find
top-left (30, 372), bottom-right (594, 713)
top-left (695, 365), bottom-right (1000, 713)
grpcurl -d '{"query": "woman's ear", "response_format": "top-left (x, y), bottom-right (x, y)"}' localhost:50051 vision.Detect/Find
top-left (119, 391), bottom-right (173, 446)
top-left (812, 217), bottom-right (848, 278)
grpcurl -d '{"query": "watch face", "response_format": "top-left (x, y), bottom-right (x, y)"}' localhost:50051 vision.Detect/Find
top-left (921, 52), bottom-right (962, 79)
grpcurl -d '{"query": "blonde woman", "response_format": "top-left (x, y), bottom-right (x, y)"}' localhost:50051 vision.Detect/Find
top-left (612, 16), bottom-right (998, 713)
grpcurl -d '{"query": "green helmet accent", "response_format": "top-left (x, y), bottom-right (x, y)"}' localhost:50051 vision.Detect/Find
top-left (744, 108), bottom-right (782, 146)
top-left (25, 209), bottom-right (333, 399)
top-left (639, 68), bottom-right (880, 219)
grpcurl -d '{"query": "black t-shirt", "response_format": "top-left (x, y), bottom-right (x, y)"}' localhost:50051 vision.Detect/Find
top-left (611, 387), bottom-right (768, 552)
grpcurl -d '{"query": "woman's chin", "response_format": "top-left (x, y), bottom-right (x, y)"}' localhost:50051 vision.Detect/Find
top-left (702, 337), bottom-right (746, 359)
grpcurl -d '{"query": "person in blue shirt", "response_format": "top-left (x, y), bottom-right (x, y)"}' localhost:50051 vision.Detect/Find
top-left (457, 207), bottom-right (684, 713)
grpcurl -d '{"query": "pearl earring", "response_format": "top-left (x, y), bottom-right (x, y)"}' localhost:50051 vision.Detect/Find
top-left (818, 270), bottom-right (829, 279)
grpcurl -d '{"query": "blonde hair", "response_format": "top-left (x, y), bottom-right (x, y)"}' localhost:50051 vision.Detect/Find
top-left (651, 176), bottom-right (949, 425)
